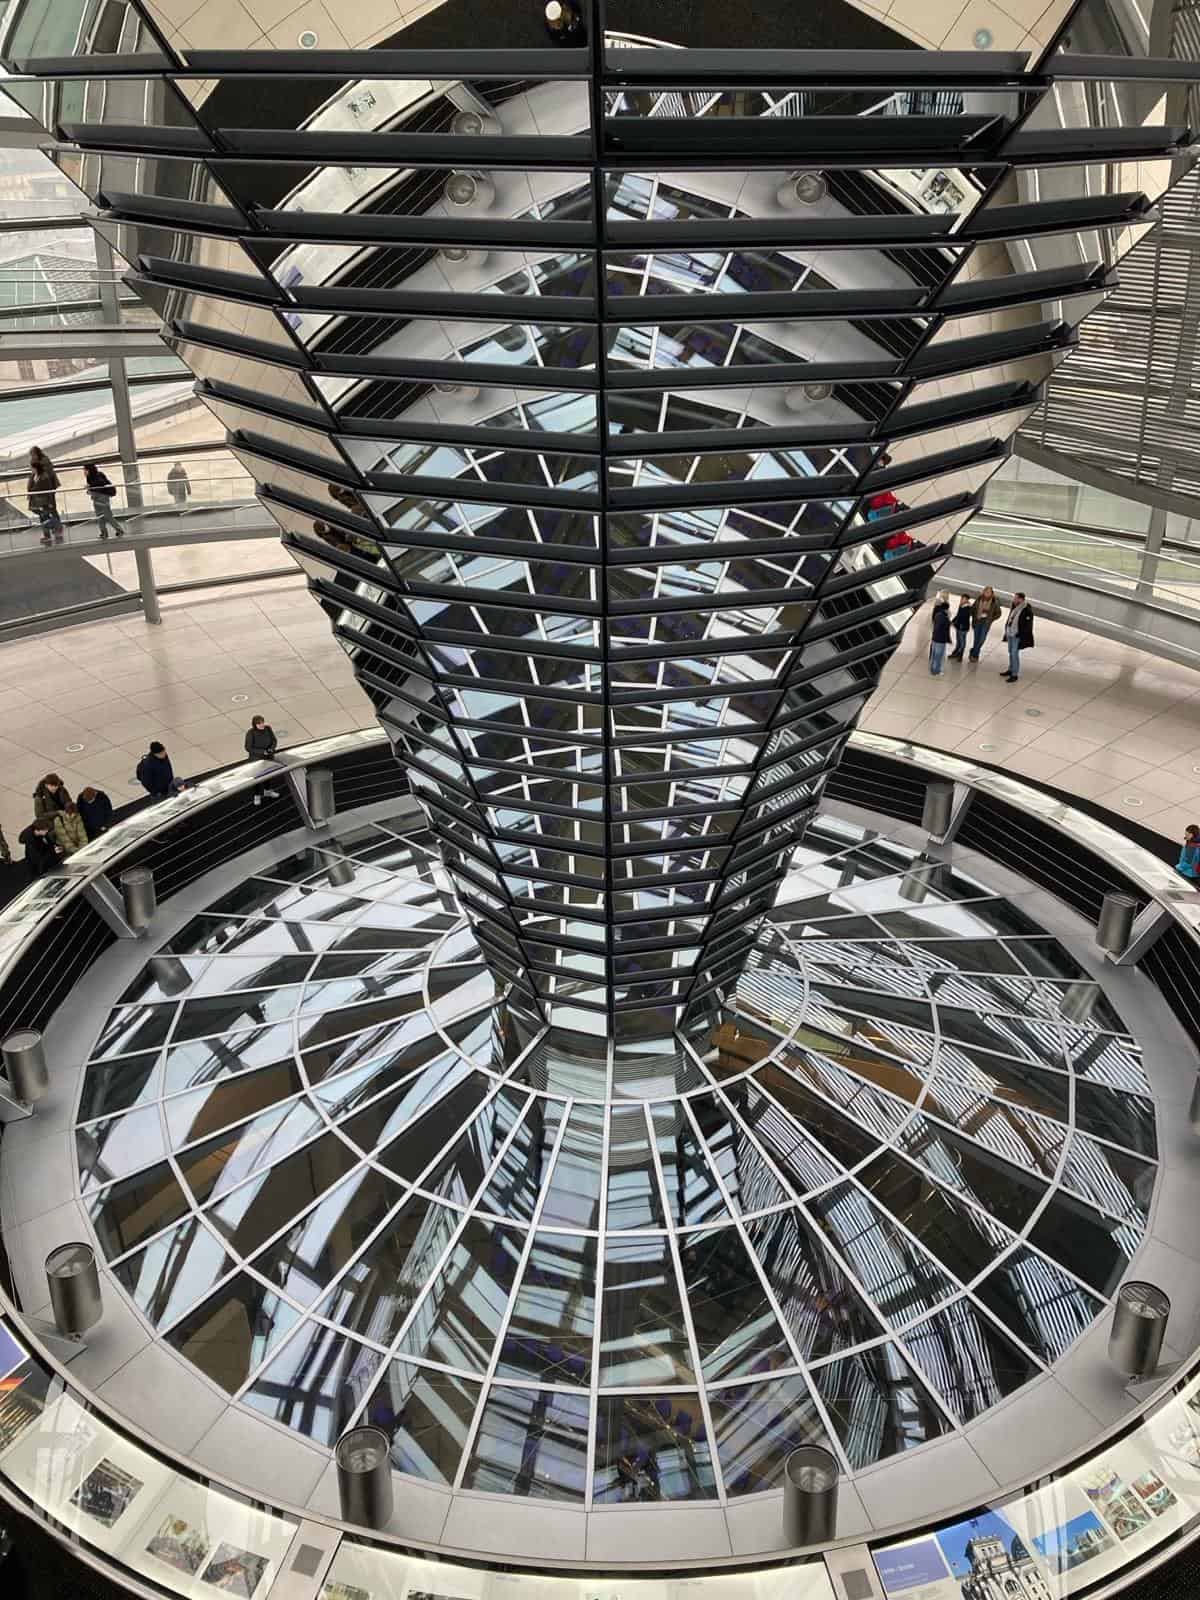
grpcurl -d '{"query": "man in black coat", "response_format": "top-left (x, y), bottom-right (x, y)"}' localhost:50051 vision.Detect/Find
top-left (19, 817), bottom-right (59, 877)
top-left (136, 741), bottom-right (176, 800)
top-left (1002, 592), bottom-right (1035, 683)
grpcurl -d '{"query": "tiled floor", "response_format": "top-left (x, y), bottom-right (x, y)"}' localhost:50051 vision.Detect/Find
top-left (1, 578), bottom-right (1199, 852)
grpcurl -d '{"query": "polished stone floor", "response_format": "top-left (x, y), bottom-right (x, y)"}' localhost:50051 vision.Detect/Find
top-left (1, 579), bottom-right (1199, 850)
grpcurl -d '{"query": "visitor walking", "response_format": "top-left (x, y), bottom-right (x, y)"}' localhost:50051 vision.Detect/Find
top-left (1177, 824), bottom-right (1200, 883)
top-left (949, 594), bottom-right (974, 661)
top-left (27, 446), bottom-right (63, 545)
top-left (136, 741), bottom-right (181, 800)
top-left (968, 587), bottom-right (1002, 661)
top-left (53, 800), bottom-right (88, 858)
top-left (929, 593), bottom-right (952, 676)
top-left (32, 774), bottom-right (69, 821)
top-left (19, 817), bottom-right (59, 878)
top-left (77, 786), bottom-right (114, 839)
top-left (167, 461), bottom-right (191, 504)
top-left (84, 463), bottom-right (125, 539)
top-left (1001, 592), bottom-right (1035, 682)
top-left (244, 715), bottom-right (282, 803)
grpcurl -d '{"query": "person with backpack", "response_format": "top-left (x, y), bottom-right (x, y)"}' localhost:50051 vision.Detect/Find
top-left (28, 445), bottom-right (63, 545)
top-left (137, 741), bottom-right (182, 800)
top-left (77, 786), bottom-right (114, 839)
top-left (84, 462), bottom-right (125, 539)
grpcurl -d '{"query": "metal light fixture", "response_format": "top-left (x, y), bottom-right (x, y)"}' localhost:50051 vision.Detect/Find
top-left (444, 170), bottom-right (496, 212)
top-left (777, 171), bottom-right (828, 208)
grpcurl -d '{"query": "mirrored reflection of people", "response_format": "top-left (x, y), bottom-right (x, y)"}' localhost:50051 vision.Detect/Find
top-left (1177, 824), bottom-right (1200, 883)
top-left (28, 445), bottom-right (63, 545)
top-left (948, 593), bottom-right (973, 661)
top-left (928, 592), bottom-right (951, 676)
top-left (167, 461), bottom-right (191, 504)
top-left (544, 0), bottom-right (584, 40)
top-left (968, 585), bottom-right (1002, 662)
top-left (1001, 591), bottom-right (1034, 683)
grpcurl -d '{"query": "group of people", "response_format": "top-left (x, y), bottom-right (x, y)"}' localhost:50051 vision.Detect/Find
top-left (26, 446), bottom-right (193, 545)
top-left (929, 588), bottom-right (1035, 681)
top-left (0, 717), bottom-right (282, 880)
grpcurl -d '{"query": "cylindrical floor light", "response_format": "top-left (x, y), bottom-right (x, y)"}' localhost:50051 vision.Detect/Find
top-left (307, 768), bottom-right (335, 826)
top-left (2, 1029), bottom-right (48, 1105)
top-left (45, 1243), bottom-right (102, 1339)
top-left (922, 778), bottom-right (954, 838)
top-left (782, 1445), bottom-right (839, 1545)
top-left (120, 866), bottom-right (156, 932)
top-left (1097, 891), bottom-right (1136, 955)
top-left (336, 1426), bottom-right (393, 1528)
top-left (1109, 1281), bottom-right (1169, 1378)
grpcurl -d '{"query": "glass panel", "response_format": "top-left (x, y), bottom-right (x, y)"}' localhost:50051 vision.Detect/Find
top-left (594, 1393), bottom-right (716, 1503)
top-left (463, 1386), bottom-right (590, 1501)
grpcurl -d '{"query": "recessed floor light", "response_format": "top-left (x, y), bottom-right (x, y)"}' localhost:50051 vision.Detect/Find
top-left (298, 29), bottom-right (318, 47)
top-left (974, 26), bottom-right (993, 47)
top-left (1123, 797), bottom-right (1144, 807)
top-left (231, 693), bottom-right (249, 704)
top-left (1024, 709), bottom-right (1043, 718)
top-left (978, 742), bottom-right (997, 751)
top-left (65, 742), bottom-right (84, 753)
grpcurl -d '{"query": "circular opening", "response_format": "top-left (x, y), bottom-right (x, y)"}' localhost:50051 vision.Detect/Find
top-left (1119, 1281), bottom-right (1170, 1318)
top-left (445, 171), bottom-right (478, 206)
top-left (1024, 709), bottom-right (1042, 718)
top-left (442, 245), bottom-right (471, 263)
top-left (452, 109), bottom-right (484, 137)
top-left (46, 1242), bottom-right (95, 1280)
top-left (785, 1446), bottom-right (839, 1493)
top-left (978, 742), bottom-right (997, 751)
top-left (336, 1427), bottom-right (390, 1473)
top-left (231, 693), bottom-right (249, 704)
top-left (66, 742), bottom-right (85, 752)
top-left (1123, 796), bottom-right (1144, 807)
top-left (3, 1029), bottom-right (40, 1051)
top-left (974, 26), bottom-right (994, 48)
top-left (793, 172), bottom-right (828, 205)
top-left (298, 29), bottom-right (318, 47)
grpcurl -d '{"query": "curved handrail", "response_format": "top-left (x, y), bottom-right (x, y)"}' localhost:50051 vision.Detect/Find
top-left (0, 730), bottom-right (1197, 1596)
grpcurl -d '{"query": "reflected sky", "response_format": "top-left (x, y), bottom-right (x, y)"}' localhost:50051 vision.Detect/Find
top-left (77, 810), bottom-right (1154, 1504)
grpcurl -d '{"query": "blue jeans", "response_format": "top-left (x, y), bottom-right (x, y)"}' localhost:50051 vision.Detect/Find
top-left (950, 623), bottom-right (969, 658)
top-left (1007, 633), bottom-right (1021, 678)
top-left (929, 641), bottom-right (947, 675)
top-left (968, 620), bottom-right (991, 659)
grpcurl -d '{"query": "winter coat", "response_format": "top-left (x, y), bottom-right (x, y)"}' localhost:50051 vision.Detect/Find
top-left (19, 824), bottom-right (57, 878)
top-left (1004, 602), bottom-right (1035, 650)
top-left (930, 602), bottom-right (952, 645)
top-left (53, 809), bottom-right (88, 857)
top-left (32, 781), bottom-right (69, 820)
top-left (244, 724), bottom-right (277, 758)
top-left (27, 462), bottom-right (60, 512)
top-left (1177, 841), bottom-right (1200, 881)
top-left (86, 467), bottom-right (117, 505)
top-left (973, 594), bottom-right (1002, 624)
top-left (137, 751), bottom-right (174, 799)
top-left (77, 790), bottom-right (114, 839)
top-left (952, 600), bottom-right (973, 632)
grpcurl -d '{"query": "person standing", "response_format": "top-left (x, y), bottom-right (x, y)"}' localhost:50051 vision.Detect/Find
top-left (244, 715), bottom-right (282, 803)
top-left (19, 816), bottom-right (59, 877)
top-left (929, 593), bottom-right (952, 676)
top-left (167, 461), bottom-right (191, 504)
top-left (27, 446), bottom-right (63, 545)
top-left (77, 786), bottom-right (114, 839)
top-left (949, 594), bottom-right (973, 661)
top-left (968, 586), bottom-right (1002, 662)
top-left (84, 463), bottom-right (125, 539)
top-left (52, 800), bottom-right (88, 857)
top-left (1177, 824), bottom-right (1200, 882)
top-left (32, 773), bottom-right (69, 821)
top-left (1001, 591), bottom-right (1035, 682)
top-left (136, 741), bottom-right (177, 800)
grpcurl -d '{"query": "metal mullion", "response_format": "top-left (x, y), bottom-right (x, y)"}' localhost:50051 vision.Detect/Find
top-left (329, 1085), bottom-right (544, 1431)
top-left (450, 1102), bottom-right (574, 1490)
top-left (585, 1059), bottom-right (613, 1511)
top-left (643, 1098), bottom-right (729, 1501)
top-left (675, 1096), bottom-right (853, 1478)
